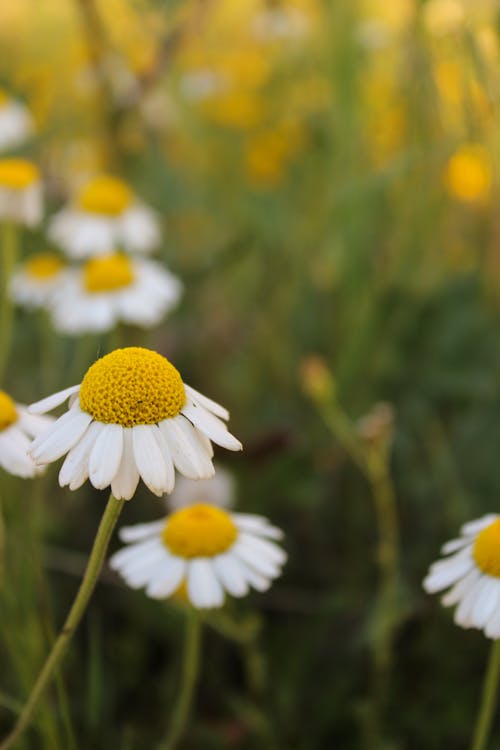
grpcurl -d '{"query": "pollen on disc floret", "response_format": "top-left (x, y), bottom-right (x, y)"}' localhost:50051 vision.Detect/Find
top-left (473, 519), bottom-right (500, 578)
top-left (79, 347), bottom-right (186, 428)
top-left (162, 504), bottom-right (238, 558)
top-left (0, 390), bottom-right (18, 430)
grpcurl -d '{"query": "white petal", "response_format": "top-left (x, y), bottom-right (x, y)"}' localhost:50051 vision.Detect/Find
top-left (159, 416), bottom-right (215, 479)
top-left (423, 549), bottom-right (474, 593)
top-left (232, 538), bottom-right (281, 578)
top-left (184, 384), bottom-right (230, 420)
top-left (16, 409), bottom-right (55, 437)
top-left (237, 560), bottom-right (273, 592)
top-left (441, 537), bottom-right (470, 555)
top-left (237, 532), bottom-right (287, 567)
top-left (111, 428), bottom-right (140, 500)
top-left (152, 425), bottom-right (175, 494)
top-left (109, 537), bottom-right (161, 570)
top-left (28, 385), bottom-right (80, 414)
top-left (30, 407), bottom-right (93, 464)
top-left (454, 577), bottom-right (484, 628)
top-left (233, 514), bottom-right (284, 540)
top-left (187, 558), bottom-right (225, 609)
top-left (461, 515), bottom-right (499, 537)
top-left (146, 557), bottom-right (187, 599)
top-left (0, 427), bottom-right (39, 478)
top-left (212, 553), bottom-right (250, 597)
top-left (132, 424), bottom-right (169, 496)
top-left (485, 601), bottom-right (500, 639)
top-left (119, 520), bottom-right (166, 543)
top-left (89, 423), bottom-right (124, 490)
top-left (471, 578), bottom-right (500, 629)
top-left (58, 421), bottom-right (102, 489)
top-left (181, 400), bottom-right (242, 451)
top-left (441, 568), bottom-right (481, 607)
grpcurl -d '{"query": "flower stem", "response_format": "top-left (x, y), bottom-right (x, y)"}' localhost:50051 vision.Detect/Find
top-left (0, 493), bottom-right (124, 750)
top-left (159, 608), bottom-right (202, 750)
top-left (470, 640), bottom-right (500, 750)
top-left (0, 222), bottom-right (19, 386)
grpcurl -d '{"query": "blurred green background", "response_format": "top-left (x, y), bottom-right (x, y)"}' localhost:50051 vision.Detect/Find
top-left (3, 0), bottom-right (500, 748)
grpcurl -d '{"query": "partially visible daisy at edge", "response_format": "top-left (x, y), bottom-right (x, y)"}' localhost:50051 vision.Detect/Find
top-left (167, 464), bottom-right (235, 512)
top-left (0, 89), bottom-right (34, 152)
top-left (28, 347), bottom-right (242, 499)
top-left (0, 158), bottom-right (42, 227)
top-left (50, 252), bottom-right (182, 334)
top-left (10, 252), bottom-right (68, 310)
top-left (48, 174), bottom-right (161, 258)
top-left (0, 390), bottom-right (53, 478)
top-left (110, 503), bottom-right (286, 608)
top-left (423, 514), bottom-right (500, 638)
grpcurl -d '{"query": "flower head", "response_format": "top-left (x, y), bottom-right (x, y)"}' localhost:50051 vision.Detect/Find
top-left (0, 390), bottom-right (53, 478)
top-left (110, 505), bottom-right (286, 608)
top-left (10, 252), bottom-right (67, 310)
top-left (444, 144), bottom-right (492, 204)
top-left (423, 514), bottom-right (500, 638)
top-left (28, 347), bottom-right (242, 499)
top-left (48, 174), bottom-right (160, 258)
top-left (0, 90), bottom-right (34, 152)
top-left (50, 253), bottom-right (182, 334)
top-left (0, 158), bottom-right (42, 227)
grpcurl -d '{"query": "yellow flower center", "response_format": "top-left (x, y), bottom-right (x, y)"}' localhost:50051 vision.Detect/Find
top-left (0, 391), bottom-right (18, 431)
top-left (445, 145), bottom-right (492, 203)
top-left (0, 89), bottom-right (9, 108)
top-left (25, 253), bottom-right (65, 280)
top-left (79, 347), bottom-right (186, 427)
top-left (473, 520), bottom-right (500, 577)
top-left (83, 253), bottom-right (134, 293)
top-left (162, 504), bottom-right (238, 558)
top-left (0, 159), bottom-right (39, 189)
top-left (77, 175), bottom-right (133, 216)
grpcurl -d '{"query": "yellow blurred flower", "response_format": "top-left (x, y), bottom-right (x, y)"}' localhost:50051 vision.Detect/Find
top-left (445, 144), bottom-right (492, 203)
top-left (244, 120), bottom-right (306, 186)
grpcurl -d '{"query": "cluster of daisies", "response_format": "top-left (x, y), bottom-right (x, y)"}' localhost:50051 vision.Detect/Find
top-left (0, 93), bottom-right (286, 611)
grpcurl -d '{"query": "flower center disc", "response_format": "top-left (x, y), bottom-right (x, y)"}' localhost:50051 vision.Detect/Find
top-left (473, 519), bottom-right (500, 578)
top-left (83, 253), bottom-right (134, 293)
top-left (25, 253), bottom-right (65, 280)
top-left (0, 391), bottom-right (17, 431)
top-left (0, 159), bottom-right (39, 189)
top-left (162, 504), bottom-right (238, 558)
top-left (79, 347), bottom-right (186, 427)
top-left (77, 176), bottom-right (133, 216)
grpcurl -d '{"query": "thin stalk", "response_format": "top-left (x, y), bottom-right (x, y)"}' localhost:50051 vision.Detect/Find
top-left (0, 493), bottom-right (124, 750)
top-left (0, 222), bottom-right (19, 385)
top-left (158, 608), bottom-right (202, 750)
top-left (470, 640), bottom-right (500, 750)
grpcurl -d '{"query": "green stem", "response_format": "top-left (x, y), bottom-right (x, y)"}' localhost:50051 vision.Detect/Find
top-left (0, 493), bottom-right (124, 750)
top-left (0, 222), bottom-right (19, 386)
top-left (159, 608), bottom-right (202, 750)
top-left (470, 640), bottom-right (500, 750)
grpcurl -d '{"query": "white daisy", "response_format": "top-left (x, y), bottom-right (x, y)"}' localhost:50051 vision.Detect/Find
top-left (50, 252), bottom-right (182, 335)
top-left (0, 158), bottom-right (42, 228)
top-left (48, 175), bottom-right (160, 258)
top-left (109, 504), bottom-right (286, 608)
top-left (0, 390), bottom-right (53, 478)
top-left (10, 252), bottom-right (68, 310)
top-left (28, 347), bottom-right (242, 499)
top-left (167, 465), bottom-right (235, 512)
top-left (423, 514), bottom-right (500, 639)
top-left (0, 90), bottom-right (34, 152)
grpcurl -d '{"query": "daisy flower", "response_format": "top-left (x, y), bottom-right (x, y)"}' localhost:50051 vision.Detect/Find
top-left (0, 158), bottom-right (42, 227)
top-left (50, 252), bottom-right (182, 335)
top-left (28, 347), bottom-right (242, 499)
top-left (109, 504), bottom-right (286, 608)
top-left (48, 175), bottom-right (160, 258)
top-left (10, 252), bottom-right (67, 310)
top-left (167, 465), bottom-right (235, 512)
top-left (0, 390), bottom-right (53, 478)
top-left (423, 514), bottom-right (500, 638)
top-left (0, 90), bottom-right (33, 152)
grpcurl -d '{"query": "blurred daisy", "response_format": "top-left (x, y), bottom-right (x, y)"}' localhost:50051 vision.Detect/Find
top-left (50, 253), bottom-right (182, 335)
top-left (28, 347), bottom-right (242, 498)
top-left (48, 175), bottom-right (160, 258)
top-left (0, 158), bottom-right (42, 227)
top-left (168, 465), bottom-right (235, 512)
top-left (0, 90), bottom-right (34, 152)
top-left (423, 514), bottom-right (500, 638)
top-left (0, 390), bottom-right (53, 478)
top-left (110, 504), bottom-right (286, 608)
top-left (10, 252), bottom-right (67, 310)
